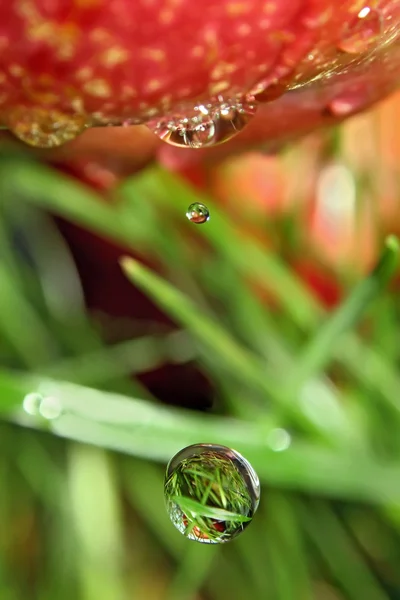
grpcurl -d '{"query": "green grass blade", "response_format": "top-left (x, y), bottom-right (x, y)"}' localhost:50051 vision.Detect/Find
top-left (120, 256), bottom-right (352, 442)
top-left (170, 496), bottom-right (251, 522)
top-left (131, 167), bottom-right (323, 330)
top-left (0, 264), bottom-right (56, 368)
top-left (2, 371), bottom-right (400, 502)
top-left (300, 501), bottom-right (389, 600)
top-left (289, 236), bottom-right (399, 387)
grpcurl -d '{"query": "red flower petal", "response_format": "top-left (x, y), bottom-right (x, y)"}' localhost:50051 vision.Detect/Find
top-left (0, 0), bottom-right (399, 150)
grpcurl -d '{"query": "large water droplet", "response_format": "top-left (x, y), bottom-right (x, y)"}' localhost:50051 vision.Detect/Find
top-left (164, 444), bottom-right (260, 544)
top-left (147, 99), bottom-right (257, 149)
top-left (186, 202), bottom-right (210, 224)
top-left (338, 7), bottom-right (382, 54)
top-left (6, 107), bottom-right (87, 148)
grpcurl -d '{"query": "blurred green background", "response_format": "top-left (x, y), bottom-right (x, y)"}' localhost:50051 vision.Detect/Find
top-left (2, 92), bottom-right (400, 600)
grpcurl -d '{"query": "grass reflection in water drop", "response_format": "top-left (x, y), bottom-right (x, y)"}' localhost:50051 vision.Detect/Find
top-left (164, 443), bottom-right (260, 544)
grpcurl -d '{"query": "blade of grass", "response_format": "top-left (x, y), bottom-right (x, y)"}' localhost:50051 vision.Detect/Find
top-left (131, 168), bottom-right (400, 422)
top-left (43, 331), bottom-right (196, 386)
top-left (122, 460), bottom-right (252, 600)
top-left (9, 159), bottom-right (400, 424)
top-left (67, 444), bottom-right (126, 600)
top-left (2, 371), bottom-right (400, 502)
top-left (131, 167), bottom-right (323, 330)
top-left (288, 236), bottom-right (399, 388)
top-left (299, 500), bottom-right (389, 600)
top-left (0, 263), bottom-right (57, 368)
top-left (165, 543), bottom-right (218, 600)
top-left (265, 493), bottom-right (312, 600)
top-left (120, 256), bottom-right (352, 443)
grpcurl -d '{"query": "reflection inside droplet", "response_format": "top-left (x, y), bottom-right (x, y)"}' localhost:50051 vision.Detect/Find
top-left (164, 443), bottom-right (260, 544)
top-left (186, 202), bottom-right (210, 224)
top-left (147, 98), bottom-right (257, 149)
top-left (338, 7), bottom-right (382, 54)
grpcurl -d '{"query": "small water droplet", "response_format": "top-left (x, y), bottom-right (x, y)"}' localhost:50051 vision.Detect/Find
top-left (39, 396), bottom-right (62, 420)
top-left (186, 202), bottom-right (210, 224)
top-left (23, 393), bottom-right (43, 416)
top-left (338, 7), bottom-right (382, 54)
top-left (250, 80), bottom-right (288, 103)
top-left (164, 444), bottom-right (260, 544)
top-left (6, 107), bottom-right (87, 148)
top-left (22, 392), bottom-right (62, 420)
top-left (267, 428), bottom-right (291, 452)
top-left (147, 99), bottom-right (257, 148)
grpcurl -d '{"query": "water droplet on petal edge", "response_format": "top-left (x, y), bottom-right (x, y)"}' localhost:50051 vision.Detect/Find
top-left (186, 202), bottom-right (210, 224)
top-left (164, 444), bottom-right (260, 544)
top-left (338, 7), bottom-right (382, 55)
top-left (6, 107), bottom-right (87, 148)
top-left (147, 98), bottom-right (257, 149)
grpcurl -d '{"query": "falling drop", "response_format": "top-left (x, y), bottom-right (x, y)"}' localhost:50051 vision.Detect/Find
top-left (164, 444), bottom-right (260, 544)
top-left (147, 98), bottom-right (257, 149)
top-left (6, 107), bottom-right (87, 148)
top-left (338, 7), bottom-right (382, 54)
top-left (186, 202), bottom-right (210, 224)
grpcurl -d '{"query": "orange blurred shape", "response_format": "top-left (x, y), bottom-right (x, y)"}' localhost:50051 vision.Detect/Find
top-left (211, 153), bottom-right (287, 216)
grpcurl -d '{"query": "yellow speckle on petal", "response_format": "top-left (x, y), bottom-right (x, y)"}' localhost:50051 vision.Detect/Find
top-left (141, 47), bottom-right (166, 62)
top-left (237, 23), bottom-right (251, 36)
top-left (74, 0), bottom-right (102, 7)
top-left (101, 47), bottom-right (129, 67)
top-left (83, 79), bottom-right (111, 98)
top-left (209, 80), bottom-right (231, 95)
top-left (9, 64), bottom-right (25, 77)
top-left (76, 67), bottom-right (93, 81)
top-left (146, 79), bottom-right (163, 93)
top-left (263, 2), bottom-right (276, 14)
top-left (211, 62), bottom-right (237, 80)
top-left (27, 21), bottom-right (80, 60)
top-left (122, 84), bottom-right (137, 99)
top-left (71, 97), bottom-right (85, 113)
top-left (160, 93), bottom-right (173, 109)
top-left (191, 46), bottom-right (205, 58)
top-left (159, 8), bottom-right (174, 24)
top-left (226, 2), bottom-right (249, 15)
top-left (204, 28), bottom-right (219, 64)
top-left (91, 28), bottom-right (111, 43)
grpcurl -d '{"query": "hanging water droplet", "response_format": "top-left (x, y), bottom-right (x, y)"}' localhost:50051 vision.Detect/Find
top-left (147, 98), bottom-right (257, 149)
top-left (39, 396), bottom-right (62, 420)
top-left (338, 7), bottom-right (382, 54)
top-left (250, 79), bottom-right (289, 103)
top-left (6, 107), bottom-right (87, 148)
top-left (186, 202), bottom-right (210, 224)
top-left (164, 444), bottom-right (260, 544)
